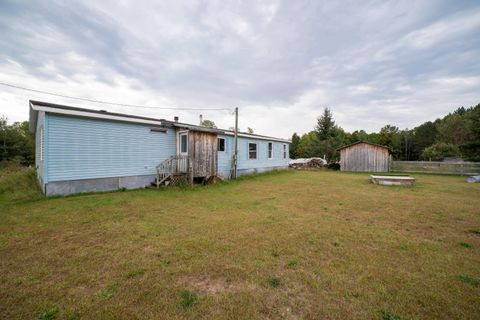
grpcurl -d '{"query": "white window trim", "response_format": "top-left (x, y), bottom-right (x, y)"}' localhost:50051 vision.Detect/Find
top-left (283, 144), bottom-right (287, 159)
top-left (177, 130), bottom-right (189, 155)
top-left (217, 137), bottom-right (226, 152)
top-left (40, 126), bottom-right (44, 161)
top-left (248, 142), bottom-right (258, 160)
top-left (267, 142), bottom-right (273, 160)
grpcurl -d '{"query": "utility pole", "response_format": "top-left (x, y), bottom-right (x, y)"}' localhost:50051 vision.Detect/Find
top-left (233, 107), bottom-right (238, 179)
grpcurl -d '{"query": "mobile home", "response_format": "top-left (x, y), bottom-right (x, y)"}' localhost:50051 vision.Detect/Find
top-left (29, 100), bottom-right (290, 196)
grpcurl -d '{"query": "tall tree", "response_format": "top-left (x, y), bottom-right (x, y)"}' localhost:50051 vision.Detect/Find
top-left (436, 113), bottom-right (472, 145)
top-left (377, 125), bottom-right (401, 159)
top-left (460, 103), bottom-right (480, 161)
top-left (350, 130), bottom-right (369, 143)
top-left (410, 121), bottom-right (437, 160)
top-left (290, 133), bottom-right (300, 159)
top-left (296, 132), bottom-right (320, 158)
top-left (315, 108), bottom-right (336, 140)
top-left (0, 117), bottom-right (35, 165)
top-left (315, 108), bottom-right (340, 161)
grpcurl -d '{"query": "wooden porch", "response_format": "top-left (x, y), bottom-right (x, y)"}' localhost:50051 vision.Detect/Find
top-left (155, 129), bottom-right (219, 187)
top-left (155, 155), bottom-right (191, 187)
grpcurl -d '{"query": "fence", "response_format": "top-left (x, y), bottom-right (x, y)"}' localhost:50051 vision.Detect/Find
top-left (391, 161), bottom-right (480, 175)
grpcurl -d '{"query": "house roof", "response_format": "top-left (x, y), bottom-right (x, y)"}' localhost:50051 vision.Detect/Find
top-left (29, 100), bottom-right (290, 143)
top-left (165, 120), bottom-right (290, 142)
top-left (337, 141), bottom-right (392, 152)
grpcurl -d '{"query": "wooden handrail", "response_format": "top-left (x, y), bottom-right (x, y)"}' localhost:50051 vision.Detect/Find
top-left (156, 155), bottom-right (190, 187)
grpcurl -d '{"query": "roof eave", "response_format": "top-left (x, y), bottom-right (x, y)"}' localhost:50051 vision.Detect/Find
top-left (337, 141), bottom-right (392, 152)
top-left (30, 100), bottom-right (165, 126)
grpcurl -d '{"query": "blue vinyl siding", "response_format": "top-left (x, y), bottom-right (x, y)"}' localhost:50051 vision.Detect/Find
top-left (217, 134), bottom-right (289, 178)
top-left (45, 114), bottom-right (176, 182)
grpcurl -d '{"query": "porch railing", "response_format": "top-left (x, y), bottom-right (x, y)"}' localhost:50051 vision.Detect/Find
top-left (155, 155), bottom-right (189, 187)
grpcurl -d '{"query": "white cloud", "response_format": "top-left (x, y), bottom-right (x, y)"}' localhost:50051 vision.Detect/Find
top-left (0, 0), bottom-right (479, 137)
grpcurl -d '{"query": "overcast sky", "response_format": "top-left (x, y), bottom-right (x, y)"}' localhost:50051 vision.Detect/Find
top-left (1, 0), bottom-right (479, 138)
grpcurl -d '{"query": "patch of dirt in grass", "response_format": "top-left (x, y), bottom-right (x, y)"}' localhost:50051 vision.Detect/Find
top-left (183, 276), bottom-right (257, 294)
top-left (143, 245), bottom-right (155, 253)
top-left (279, 306), bottom-right (301, 320)
top-left (68, 285), bottom-right (96, 298)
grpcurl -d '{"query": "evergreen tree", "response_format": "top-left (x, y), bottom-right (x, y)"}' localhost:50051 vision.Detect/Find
top-left (290, 133), bottom-right (300, 158)
top-left (315, 108), bottom-right (336, 140)
top-left (315, 108), bottom-right (339, 161)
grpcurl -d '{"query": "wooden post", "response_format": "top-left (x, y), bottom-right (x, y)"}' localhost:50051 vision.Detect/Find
top-left (189, 156), bottom-right (193, 185)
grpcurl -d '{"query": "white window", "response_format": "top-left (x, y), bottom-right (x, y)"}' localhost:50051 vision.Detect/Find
top-left (217, 137), bottom-right (226, 152)
top-left (179, 132), bottom-right (188, 154)
top-left (283, 144), bottom-right (287, 159)
top-left (268, 142), bottom-right (273, 159)
top-left (248, 143), bottom-right (257, 159)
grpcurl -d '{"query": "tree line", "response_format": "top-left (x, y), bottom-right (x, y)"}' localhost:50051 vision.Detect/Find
top-left (0, 116), bottom-right (35, 166)
top-left (290, 103), bottom-right (480, 162)
top-left (1, 103), bottom-right (479, 167)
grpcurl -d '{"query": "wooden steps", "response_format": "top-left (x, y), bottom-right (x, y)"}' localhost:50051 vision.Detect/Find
top-left (155, 155), bottom-right (191, 187)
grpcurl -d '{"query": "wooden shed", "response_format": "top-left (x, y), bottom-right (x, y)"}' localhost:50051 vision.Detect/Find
top-left (338, 141), bottom-right (391, 172)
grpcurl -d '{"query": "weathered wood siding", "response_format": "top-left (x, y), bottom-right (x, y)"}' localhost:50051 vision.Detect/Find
top-left (340, 143), bottom-right (390, 172)
top-left (188, 131), bottom-right (218, 178)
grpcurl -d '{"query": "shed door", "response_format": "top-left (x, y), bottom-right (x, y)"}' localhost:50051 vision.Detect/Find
top-left (189, 131), bottom-right (218, 178)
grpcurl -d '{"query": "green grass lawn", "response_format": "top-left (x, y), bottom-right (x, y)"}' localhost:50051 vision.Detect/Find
top-left (0, 167), bottom-right (479, 319)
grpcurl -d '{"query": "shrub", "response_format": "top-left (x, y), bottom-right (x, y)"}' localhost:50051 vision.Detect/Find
top-left (421, 143), bottom-right (460, 161)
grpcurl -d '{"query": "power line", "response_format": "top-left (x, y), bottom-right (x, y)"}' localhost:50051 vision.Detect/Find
top-left (0, 81), bottom-right (232, 111)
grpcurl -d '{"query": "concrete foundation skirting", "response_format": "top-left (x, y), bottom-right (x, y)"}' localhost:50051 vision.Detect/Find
top-left (45, 174), bottom-right (156, 196)
top-left (45, 166), bottom-right (289, 196)
top-left (217, 166), bottom-right (288, 179)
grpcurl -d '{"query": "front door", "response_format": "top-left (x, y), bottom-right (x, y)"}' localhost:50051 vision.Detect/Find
top-left (177, 131), bottom-right (188, 172)
top-left (178, 131), bottom-right (188, 156)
